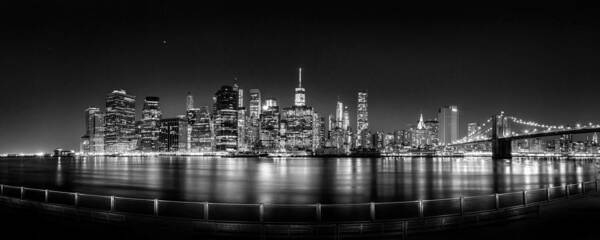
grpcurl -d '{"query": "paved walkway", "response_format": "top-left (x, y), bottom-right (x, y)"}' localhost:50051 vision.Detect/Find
top-left (413, 193), bottom-right (600, 240)
top-left (2, 193), bottom-right (600, 240)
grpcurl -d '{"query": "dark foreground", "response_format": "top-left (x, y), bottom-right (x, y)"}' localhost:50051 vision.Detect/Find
top-left (1, 193), bottom-right (599, 240)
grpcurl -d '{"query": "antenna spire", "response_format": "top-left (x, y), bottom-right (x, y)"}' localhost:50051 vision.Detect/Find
top-left (298, 67), bottom-right (302, 88)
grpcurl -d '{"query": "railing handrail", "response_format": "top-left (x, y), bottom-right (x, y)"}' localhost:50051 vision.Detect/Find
top-left (0, 179), bottom-right (597, 223)
top-left (1, 180), bottom-right (598, 206)
top-left (1, 179), bottom-right (596, 207)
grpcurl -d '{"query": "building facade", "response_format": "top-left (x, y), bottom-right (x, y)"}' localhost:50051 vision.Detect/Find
top-left (438, 105), bottom-right (459, 145)
top-left (259, 98), bottom-right (280, 150)
top-left (104, 90), bottom-right (137, 153)
top-left (247, 89), bottom-right (261, 148)
top-left (81, 107), bottom-right (105, 153)
top-left (356, 91), bottom-right (368, 148)
top-left (159, 117), bottom-right (187, 152)
top-left (214, 85), bottom-right (239, 151)
top-left (140, 96), bottom-right (162, 151)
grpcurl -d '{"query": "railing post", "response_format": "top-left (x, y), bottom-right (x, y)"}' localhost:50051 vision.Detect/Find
top-left (74, 193), bottom-right (78, 206)
top-left (203, 202), bottom-right (209, 221)
top-left (418, 200), bottom-right (424, 218)
top-left (316, 203), bottom-right (322, 222)
top-left (596, 180), bottom-right (598, 192)
top-left (259, 203), bottom-right (264, 223)
top-left (44, 189), bottom-right (48, 203)
top-left (459, 196), bottom-right (464, 216)
top-left (20, 187), bottom-right (24, 199)
top-left (370, 202), bottom-right (375, 221)
top-left (495, 193), bottom-right (499, 209)
top-left (522, 190), bottom-right (527, 205)
top-left (0, 184), bottom-right (3, 196)
top-left (565, 184), bottom-right (570, 198)
top-left (546, 186), bottom-right (551, 202)
top-left (110, 196), bottom-right (115, 211)
top-left (154, 199), bottom-right (159, 216)
top-left (581, 182), bottom-right (585, 194)
top-left (402, 221), bottom-right (407, 240)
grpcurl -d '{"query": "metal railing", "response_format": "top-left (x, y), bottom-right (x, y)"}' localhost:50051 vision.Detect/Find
top-left (0, 180), bottom-right (597, 224)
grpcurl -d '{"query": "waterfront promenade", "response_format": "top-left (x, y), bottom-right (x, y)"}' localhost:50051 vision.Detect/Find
top-left (2, 193), bottom-right (598, 240)
top-left (0, 182), bottom-right (598, 240)
top-left (414, 192), bottom-right (600, 240)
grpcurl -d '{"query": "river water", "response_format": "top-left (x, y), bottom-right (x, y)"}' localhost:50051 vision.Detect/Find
top-left (0, 156), bottom-right (598, 204)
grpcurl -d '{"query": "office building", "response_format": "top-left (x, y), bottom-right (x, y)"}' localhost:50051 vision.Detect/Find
top-left (214, 85), bottom-right (239, 151)
top-left (247, 89), bottom-right (261, 148)
top-left (438, 105), bottom-right (459, 145)
top-left (159, 117), bottom-right (187, 152)
top-left (81, 107), bottom-right (105, 153)
top-left (140, 96), bottom-right (162, 152)
top-left (260, 98), bottom-right (280, 150)
top-left (104, 89), bottom-right (137, 153)
top-left (282, 68), bottom-right (315, 151)
top-left (356, 91), bottom-right (368, 147)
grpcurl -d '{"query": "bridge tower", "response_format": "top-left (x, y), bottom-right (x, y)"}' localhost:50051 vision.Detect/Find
top-left (492, 114), bottom-right (512, 158)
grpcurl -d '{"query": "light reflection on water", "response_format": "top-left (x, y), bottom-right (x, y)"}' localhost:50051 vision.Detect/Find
top-left (0, 156), bottom-right (598, 204)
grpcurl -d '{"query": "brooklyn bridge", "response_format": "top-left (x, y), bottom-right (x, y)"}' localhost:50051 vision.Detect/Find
top-left (450, 112), bottom-right (600, 158)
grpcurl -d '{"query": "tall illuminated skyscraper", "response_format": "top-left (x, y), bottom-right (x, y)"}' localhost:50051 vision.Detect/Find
top-left (140, 96), bottom-right (162, 151)
top-left (335, 100), bottom-right (343, 128)
top-left (260, 98), bottom-right (279, 150)
top-left (159, 116), bottom-right (187, 152)
top-left (233, 84), bottom-right (247, 150)
top-left (342, 106), bottom-right (350, 131)
top-left (249, 89), bottom-right (261, 119)
top-left (294, 67), bottom-right (306, 107)
top-left (282, 68), bottom-right (314, 151)
top-left (327, 114), bottom-right (334, 132)
top-left (356, 91), bottom-right (368, 147)
top-left (196, 106), bottom-right (213, 151)
top-left (438, 105), bottom-right (459, 145)
top-left (248, 89), bottom-right (261, 148)
top-left (104, 89), bottom-right (136, 153)
top-left (81, 107), bottom-right (104, 153)
top-left (214, 85), bottom-right (239, 151)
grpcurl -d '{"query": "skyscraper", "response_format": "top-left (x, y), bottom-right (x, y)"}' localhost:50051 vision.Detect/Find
top-left (186, 107), bottom-right (200, 152)
top-left (425, 118), bottom-right (439, 146)
top-left (140, 96), bottom-right (162, 151)
top-left (438, 105), bottom-right (459, 145)
top-left (81, 107), bottom-right (104, 153)
top-left (104, 89), bottom-right (136, 153)
top-left (214, 85), bottom-right (239, 151)
top-left (342, 105), bottom-right (350, 131)
top-left (327, 114), bottom-right (334, 132)
top-left (233, 84), bottom-right (247, 150)
top-left (159, 116), bottom-right (187, 152)
top-left (282, 68), bottom-right (314, 151)
top-left (411, 114), bottom-right (429, 148)
top-left (356, 91), bottom-right (368, 147)
top-left (196, 106), bottom-right (213, 151)
top-left (248, 89), bottom-right (261, 119)
top-left (248, 89), bottom-right (261, 148)
top-left (260, 98), bottom-right (280, 150)
top-left (294, 68), bottom-right (306, 107)
top-left (335, 100), bottom-right (343, 128)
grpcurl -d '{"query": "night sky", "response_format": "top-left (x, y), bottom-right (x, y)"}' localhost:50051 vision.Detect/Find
top-left (2, 2), bottom-right (600, 153)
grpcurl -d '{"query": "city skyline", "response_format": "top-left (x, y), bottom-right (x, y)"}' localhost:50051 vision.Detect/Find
top-left (3, 4), bottom-right (600, 152)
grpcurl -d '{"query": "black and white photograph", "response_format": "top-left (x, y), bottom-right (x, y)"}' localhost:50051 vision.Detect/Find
top-left (1, 2), bottom-right (599, 240)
